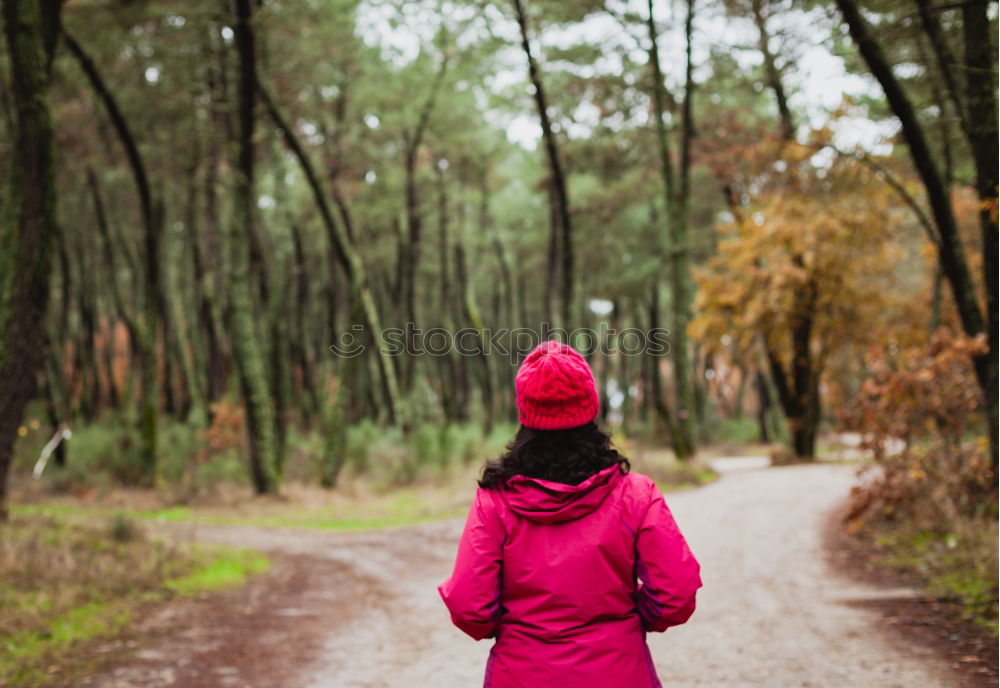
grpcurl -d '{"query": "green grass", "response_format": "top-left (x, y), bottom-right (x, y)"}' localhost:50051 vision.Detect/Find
top-left (15, 460), bottom-right (705, 533)
top-left (143, 505), bottom-right (195, 522)
top-left (875, 525), bottom-right (998, 635)
top-left (14, 503), bottom-right (467, 532)
top-left (622, 445), bottom-right (719, 493)
top-left (165, 548), bottom-right (270, 595)
top-left (13, 488), bottom-right (470, 532)
top-left (19, 469), bottom-right (724, 531)
top-left (1, 600), bottom-right (132, 686)
top-left (709, 417), bottom-right (761, 445)
top-left (231, 509), bottom-right (467, 531)
top-left (152, 501), bottom-right (470, 531)
top-left (1, 548), bottom-right (270, 686)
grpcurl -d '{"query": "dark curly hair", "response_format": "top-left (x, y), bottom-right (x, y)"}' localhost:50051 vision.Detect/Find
top-left (479, 421), bottom-right (630, 489)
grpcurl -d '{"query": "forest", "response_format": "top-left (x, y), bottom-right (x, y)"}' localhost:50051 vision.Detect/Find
top-left (0, 0), bottom-right (997, 685)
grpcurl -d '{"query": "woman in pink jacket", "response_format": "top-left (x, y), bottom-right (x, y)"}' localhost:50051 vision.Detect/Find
top-left (439, 340), bottom-right (702, 688)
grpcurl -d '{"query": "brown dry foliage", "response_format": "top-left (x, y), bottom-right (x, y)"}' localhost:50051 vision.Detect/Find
top-left (0, 515), bottom-right (198, 637)
top-left (196, 401), bottom-right (247, 463)
top-left (840, 330), bottom-right (993, 528)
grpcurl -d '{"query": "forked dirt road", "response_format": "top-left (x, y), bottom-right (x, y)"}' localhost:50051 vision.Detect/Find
top-left (70, 463), bottom-right (977, 688)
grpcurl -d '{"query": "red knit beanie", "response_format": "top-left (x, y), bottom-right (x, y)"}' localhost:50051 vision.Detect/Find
top-left (515, 340), bottom-right (600, 430)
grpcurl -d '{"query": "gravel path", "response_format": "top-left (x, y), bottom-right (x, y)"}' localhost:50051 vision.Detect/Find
top-left (75, 462), bottom-right (962, 688)
top-left (642, 462), bottom-right (950, 688)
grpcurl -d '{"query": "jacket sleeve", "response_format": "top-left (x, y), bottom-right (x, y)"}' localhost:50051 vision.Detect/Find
top-left (438, 489), bottom-right (505, 640)
top-left (635, 481), bottom-right (702, 633)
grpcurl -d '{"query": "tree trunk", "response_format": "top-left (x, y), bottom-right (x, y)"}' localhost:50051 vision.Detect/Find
top-left (258, 83), bottom-right (403, 425)
top-left (0, 0), bottom-right (62, 521)
top-left (616, 307), bottom-right (634, 430)
top-left (201, 147), bottom-right (228, 407)
top-left (267, 254), bottom-right (291, 468)
top-left (43, 349), bottom-right (68, 468)
top-left (755, 371), bottom-right (771, 443)
top-left (751, 0), bottom-right (795, 141)
top-left (64, 31), bottom-right (161, 482)
top-left (764, 292), bottom-right (820, 461)
top-left (400, 59), bottom-right (448, 392)
top-left (321, 349), bottom-right (355, 488)
top-left (789, 305), bottom-right (819, 459)
top-left (914, 0), bottom-right (971, 144)
top-left (647, 282), bottom-right (679, 442)
top-left (231, 0), bottom-right (279, 494)
top-left (836, 0), bottom-right (993, 467)
top-left (512, 0), bottom-right (573, 327)
top-left (732, 363), bottom-right (747, 419)
top-left (88, 168), bottom-right (140, 407)
top-left (179, 166), bottom-right (208, 416)
top-left (53, 223), bottom-right (75, 418)
top-left (491, 230), bottom-right (516, 332)
top-left (434, 164), bottom-right (460, 423)
top-left (451, 174), bottom-right (497, 433)
top-left (646, 0), bottom-right (697, 459)
top-left (75, 235), bottom-right (102, 420)
top-left (155, 197), bottom-right (187, 420)
top-left (960, 0), bottom-right (999, 474)
top-left (319, 283), bottom-right (361, 487)
top-left (290, 223), bottom-right (320, 419)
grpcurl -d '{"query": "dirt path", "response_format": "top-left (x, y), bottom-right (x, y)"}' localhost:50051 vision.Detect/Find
top-left (74, 463), bottom-right (974, 688)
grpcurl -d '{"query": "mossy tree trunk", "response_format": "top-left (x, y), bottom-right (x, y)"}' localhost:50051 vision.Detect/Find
top-left (959, 0), bottom-right (998, 475)
top-left (512, 0), bottom-right (573, 328)
top-left (750, 0), bottom-right (794, 142)
top-left (64, 31), bottom-right (161, 483)
top-left (289, 223), bottom-right (320, 420)
top-left (0, 0), bottom-right (63, 521)
top-left (399, 57), bottom-right (448, 393)
top-left (231, 0), bottom-right (279, 494)
top-left (433, 163), bottom-right (461, 424)
top-left (258, 83), bottom-right (403, 425)
top-left (647, 281), bottom-right (678, 442)
top-left (763, 275), bottom-right (821, 459)
top-left (320, 299), bottom-right (363, 489)
top-left (836, 0), bottom-right (997, 472)
top-left (178, 166), bottom-right (208, 417)
top-left (455, 226), bottom-right (494, 434)
top-left (88, 168), bottom-right (139, 418)
top-left (645, 0), bottom-right (697, 459)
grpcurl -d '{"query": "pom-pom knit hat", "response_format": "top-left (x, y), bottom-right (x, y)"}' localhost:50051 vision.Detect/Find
top-left (515, 340), bottom-right (600, 430)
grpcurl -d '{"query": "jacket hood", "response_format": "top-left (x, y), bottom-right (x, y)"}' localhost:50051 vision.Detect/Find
top-left (501, 464), bottom-right (623, 524)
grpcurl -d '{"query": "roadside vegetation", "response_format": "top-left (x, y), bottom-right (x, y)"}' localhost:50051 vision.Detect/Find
top-left (841, 333), bottom-right (998, 634)
top-left (0, 512), bottom-right (268, 686)
top-left (10, 410), bottom-right (717, 533)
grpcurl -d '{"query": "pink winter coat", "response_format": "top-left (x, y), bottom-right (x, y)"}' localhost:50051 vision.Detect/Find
top-left (438, 465), bottom-right (702, 688)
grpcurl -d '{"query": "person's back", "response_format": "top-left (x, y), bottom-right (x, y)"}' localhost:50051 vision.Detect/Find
top-left (439, 341), bottom-right (702, 688)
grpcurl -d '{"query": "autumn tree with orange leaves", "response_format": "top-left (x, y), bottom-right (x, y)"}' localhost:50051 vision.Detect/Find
top-left (691, 135), bottom-right (900, 458)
